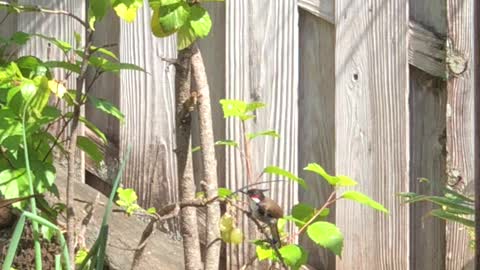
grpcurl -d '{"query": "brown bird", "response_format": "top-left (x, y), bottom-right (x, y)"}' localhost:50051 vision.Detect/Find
top-left (242, 189), bottom-right (283, 246)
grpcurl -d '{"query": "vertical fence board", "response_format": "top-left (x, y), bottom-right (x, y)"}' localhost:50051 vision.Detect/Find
top-left (225, 0), bottom-right (298, 267)
top-left (410, 67), bottom-right (447, 270)
top-left (298, 9), bottom-right (335, 270)
top-left (16, 0), bottom-right (86, 182)
top-left (334, 0), bottom-right (409, 269)
top-left (118, 5), bottom-right (179, 235)
top-left (445, 0), bottom-right (475, 268)
top-left (409, 2), bottom-right (447, 269)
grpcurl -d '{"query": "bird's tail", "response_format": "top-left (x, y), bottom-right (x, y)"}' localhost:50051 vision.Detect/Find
top-left (269, 221), bottom-right (282, 248)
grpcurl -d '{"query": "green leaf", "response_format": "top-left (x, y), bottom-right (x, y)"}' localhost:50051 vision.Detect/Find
top-left (307, 221), bottom-right (344, 257)
top-left (189, 5), bottom-right (212, 38)
top-left (254, 241), bottom-right (275, 261)
top-left (217, 187), bottom-right (234, 199)
top-left (10, 31), bottom-right (31, 45)
top-left (263, 166), bottom-right (307, 189)
top-left (88, 95), bottom-right (125, 123)
top-left (16, 56), bottom-right (51, 79)
top-left (88, 56), bottom-right (145, 73)
top-left (0, 169), bottom-right (29, 207)
top-left (219, 99), bottom-right (246, 118)
top-left (44, 61), bottom-right (81, 74)
top-left (279, 244), bottom-right (308, 270)
top-left (112, 0), bottom-right (143, 22)
top-left (430, 209), bottom-right (474, 228)
top-left (33, 34), bottom-right (72, 53)
top-left (88, 0), bottom-right (111, 28)
top-left (245, 102), bottom-right (265, 112)
top-left (177, 23), bottom-right (197, 50)
top-left (77, 136), bottom-right (104, 163)
top-left (215, 140), bottom-right (238, 147)
top-left (90, 46), bottom-right (119, 60)
top-left (158, 2), bottom-right (190, 34)
top-left (146, 207), bottom-right (157, 214)
top-left (291, 203), bottom-right (329, 228)
top-left (341, 191), bottom-right (389, 214)
top-left (117, 187), bottom-right (138, 205)
top-left (304, 163), bottom-right (358, 187)
top-left (247, 130), bottom-right (279, 140)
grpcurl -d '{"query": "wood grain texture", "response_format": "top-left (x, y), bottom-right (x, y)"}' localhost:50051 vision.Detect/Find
top-left (16, 0), bottom-right (86, 184)
top-left (298, 0), bottom-right (334, 24)
top-left (410, 67), bottom-right (447, 270)
top-left (408, 21), bottom-right (446, 78)
top-left (334, 1), bottom-right (409, 269)
top-left (408, 2), bottom-right (448, 269)
top-left (85, 10), bottom-right (121, 193)
top-left (445, 0), bottom-right (475, 268)
top-left (298, 9), bottom-right (335, 270)
top-left (225, 0), bottom-right (298, 267)
top-left (117, 5), bottom-right (180, 236)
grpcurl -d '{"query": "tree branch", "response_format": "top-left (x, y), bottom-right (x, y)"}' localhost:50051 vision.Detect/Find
top-left (174, 45), bottom-right (202, 270)
top-left (191, 43), bottom-right (221, 270)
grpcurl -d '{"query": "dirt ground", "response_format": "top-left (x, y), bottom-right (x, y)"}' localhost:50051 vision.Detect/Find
top-left (0, 220), bottom-right (61, 270)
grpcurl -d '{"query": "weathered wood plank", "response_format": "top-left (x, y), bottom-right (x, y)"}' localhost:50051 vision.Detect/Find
top-left (408, 2), bottom-right (448, 269)
top-left (408, 21), bottom-right (446, 78)
top-left (116, 5), bottom-right (180, 235)
top-left (445, 0), bottom-right (475, 268)
top-left (334, 1), bottom-right (409, 269)
top-left (16, 0), bottom-right (86, 183)
top-left (410, 67), bottom-right (447, 270)
top-left (298, 0), bottom-right (334, 24)
top-left (85, 10), bottom-right (120, 194)
top-left (53, 165), bottom-right (185, 270)
top-left (298, 9), bottom-right (335, 270)
top-left (225, 0), bottom-right (298, 267)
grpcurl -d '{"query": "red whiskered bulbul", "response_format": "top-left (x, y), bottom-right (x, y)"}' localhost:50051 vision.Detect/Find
top-left (242, 189), bottom-right (283, 247)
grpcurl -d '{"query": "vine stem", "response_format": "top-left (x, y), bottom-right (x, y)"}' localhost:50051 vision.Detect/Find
top-left (65, 29), bottom-right (94, 268)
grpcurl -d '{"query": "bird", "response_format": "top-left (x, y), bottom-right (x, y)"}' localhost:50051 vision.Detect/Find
top-left (242, 188), bottom-right (283, 246)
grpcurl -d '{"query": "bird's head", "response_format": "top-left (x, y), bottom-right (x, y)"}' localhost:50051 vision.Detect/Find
top-left (242, 188), bottom-right (268, 203)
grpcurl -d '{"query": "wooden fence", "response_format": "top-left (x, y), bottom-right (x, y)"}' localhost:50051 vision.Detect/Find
top-left (2, 0), bottom-right (475, 269)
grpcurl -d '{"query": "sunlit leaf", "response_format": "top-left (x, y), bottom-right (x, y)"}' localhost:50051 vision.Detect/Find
top-left (307, 221), bottom-right (343, 257)
top-left (263, 166), bottom-right (307, 189)
top-left (112, 0), bottom-right (143, 22)
top-left (77, 136), bottom-right (104, 163)
top-left (247, 130), bottom-right (279, 140)
top-left (341, 191), bottom-right (388, 214)
top-left (189, 5), bottom-right (211, 38)
top-left (88, 95), bottom-right (125, 123)
top-left (279, 244), bottom-right (308, 270)
top-left (304, 163), bottom-right (357, 187)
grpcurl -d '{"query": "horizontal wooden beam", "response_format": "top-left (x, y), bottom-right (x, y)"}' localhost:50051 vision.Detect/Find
top-left (298, 0), bottom-right (334, 24)
top-left (84, 128), bottom-right (119, 185)
top-left (408, 20), bottom-right (447, 78)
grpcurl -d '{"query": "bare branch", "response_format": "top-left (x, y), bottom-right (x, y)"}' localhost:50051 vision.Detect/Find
top-left (0, 1), bottom-right (89, 29)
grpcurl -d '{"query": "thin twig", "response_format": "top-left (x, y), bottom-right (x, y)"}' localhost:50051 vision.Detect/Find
top-left (0, 12), bottom-right (9, 25)
top-left (0, 1), bottom-right (89, 29)
top-left (294, 191), bottom-right (337, 239)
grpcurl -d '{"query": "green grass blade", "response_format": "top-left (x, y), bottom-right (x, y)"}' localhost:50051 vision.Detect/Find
top-left (58, 231), bottom-right (71, 270)
top-left (80, 146), bottom-right (131, 269)
top-left (95, 225), bottom-right (109, 270)
top-left (55, 254), bottom-right (62, 270)
top-left (21, 99), bottom-right (42, 270)
top-left (2, 214), bottom-right (26, 270)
